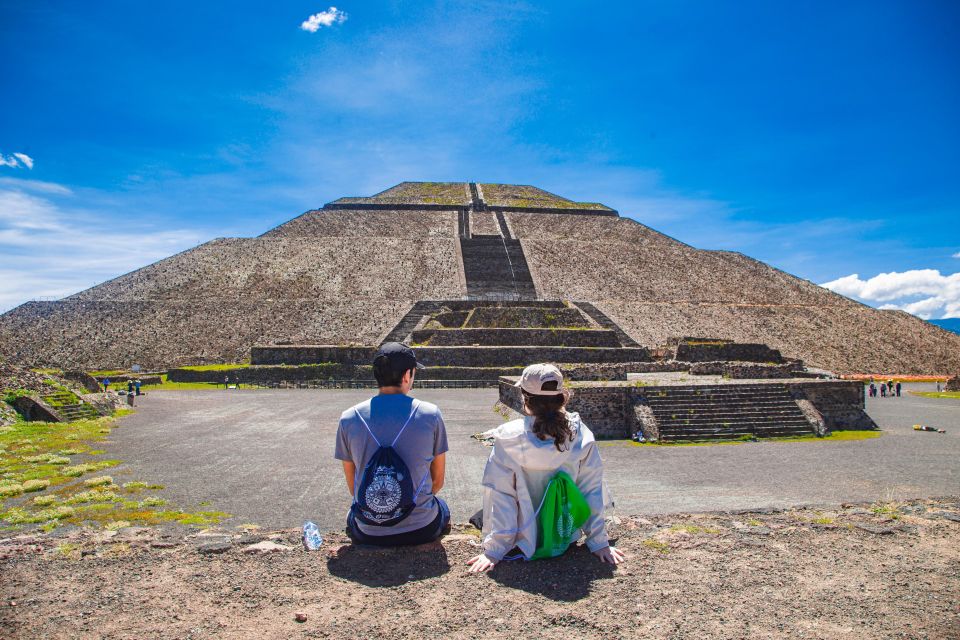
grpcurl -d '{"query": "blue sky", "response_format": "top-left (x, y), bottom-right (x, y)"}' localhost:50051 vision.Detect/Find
top-left (1, 1), bottom-right (958, 316)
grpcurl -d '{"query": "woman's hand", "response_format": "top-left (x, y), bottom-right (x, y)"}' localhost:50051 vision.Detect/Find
top-left (466, 553), bottom-right (497, 573)
top-left (593, 546), bottom-right (626, 565)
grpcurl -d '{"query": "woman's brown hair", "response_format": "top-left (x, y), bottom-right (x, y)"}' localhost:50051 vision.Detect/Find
top-left (522, 385), bottom-right (574, 451)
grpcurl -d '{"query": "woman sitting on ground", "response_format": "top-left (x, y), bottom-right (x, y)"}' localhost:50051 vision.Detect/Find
top-left (467, 363), bottom-right (626, 572)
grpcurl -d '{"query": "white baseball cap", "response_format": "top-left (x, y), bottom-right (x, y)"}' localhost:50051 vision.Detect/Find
top-left (515, 363), bottom-right (564, 395)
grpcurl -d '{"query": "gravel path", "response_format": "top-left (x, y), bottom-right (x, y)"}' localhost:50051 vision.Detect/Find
top-left (109, 383), bottom-right (960, 531)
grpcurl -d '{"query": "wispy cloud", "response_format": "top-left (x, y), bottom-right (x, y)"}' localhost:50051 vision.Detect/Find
top-left (300, 7), bottom-right (347, 32)
top-left (821, 270), bottom-right (960, 319)
top-left (0, 180), bottom-right (203, 313)
top-left (12, 153), bottom-right (34, 169)
top-left (952, 252), bottom-right (960, 259)
top-left (0, 152), bottom-right (33, 169)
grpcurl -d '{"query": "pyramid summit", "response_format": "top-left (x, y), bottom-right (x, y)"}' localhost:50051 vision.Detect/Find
top-left (1, 181), bottom-right (958, 374)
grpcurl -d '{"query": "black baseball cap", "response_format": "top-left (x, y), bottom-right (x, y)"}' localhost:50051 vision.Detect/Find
top-left (373, 342), bottom-right (425, 372)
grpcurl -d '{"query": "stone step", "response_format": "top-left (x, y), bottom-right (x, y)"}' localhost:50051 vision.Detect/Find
top-left (661, 430), bottom-right (813, 441)
top-left (656, 415), bottom-right (813, 425)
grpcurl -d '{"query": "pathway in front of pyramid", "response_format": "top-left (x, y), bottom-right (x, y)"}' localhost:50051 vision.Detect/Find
top-left (107, 385), bottom-right (960, 532)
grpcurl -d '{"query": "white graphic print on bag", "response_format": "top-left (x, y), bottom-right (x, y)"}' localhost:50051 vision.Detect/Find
top-left (365, 466), bottom-right (404, 514)
top-left (554, 504), bottom-right (575, 553)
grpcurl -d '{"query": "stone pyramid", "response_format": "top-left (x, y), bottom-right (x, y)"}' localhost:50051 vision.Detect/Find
top-left (1, 181), bottom-right (957, 374)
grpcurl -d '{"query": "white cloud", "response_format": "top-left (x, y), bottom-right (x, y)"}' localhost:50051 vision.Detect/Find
top-left (12, 153), bottom-right (34, 169)
top-left (300, 7), bottom-right (347, 32)
top-left (952, 251), bottom-right (960, 259)
top-left (0, 152), bottom-right (34, 169)
top-left (0, 182), bottom-right (203, 313)
top-left (821, 270), bottom-right (960, 319)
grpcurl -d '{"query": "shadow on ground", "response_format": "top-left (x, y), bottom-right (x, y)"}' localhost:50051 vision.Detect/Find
top-left (487, 543), bottom-right (618, 601)
top-left (327, 541), bottom-right (451, 587)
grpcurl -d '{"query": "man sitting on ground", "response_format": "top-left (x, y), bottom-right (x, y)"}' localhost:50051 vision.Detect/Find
top-left (335, 342), bottom-right (450, 546)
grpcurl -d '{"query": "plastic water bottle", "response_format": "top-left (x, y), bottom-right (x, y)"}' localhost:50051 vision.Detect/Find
top-left (302, 521), bottom-right (323, 550)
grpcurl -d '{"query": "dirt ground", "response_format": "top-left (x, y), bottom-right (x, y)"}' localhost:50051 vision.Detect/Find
top-left (3, 497), bottom-right (959, 639)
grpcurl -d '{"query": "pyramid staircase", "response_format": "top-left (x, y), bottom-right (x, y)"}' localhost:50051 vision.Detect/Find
top-left (642, 383), bottom-right (815, 442)
top-left (459, 237), bottom-right (537, 300)
top-left (40, 390), bottom-right (101, 421)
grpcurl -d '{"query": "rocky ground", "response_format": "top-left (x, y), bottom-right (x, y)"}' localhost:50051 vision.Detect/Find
top-left (3, 497), bottom-right (959, 639)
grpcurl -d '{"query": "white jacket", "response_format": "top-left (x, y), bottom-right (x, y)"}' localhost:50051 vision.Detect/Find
top-left (480, 411), bottom-right (611, 561)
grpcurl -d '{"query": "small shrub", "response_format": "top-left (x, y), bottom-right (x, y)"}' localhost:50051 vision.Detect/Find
top-left (0, 483), bottom-right (24, 497)
top-left (104, 520), bottom-right (131, 531)
top-left (138, 496), bottom-right (167, 508)
top-left (33, 495), bottom-right (57, 506)
top-left (22, 479), bottom-right (50, 492)
top-left (83, 476), bottom-right (113, 488)
top-left (122, 481), bottom-right (149, 491)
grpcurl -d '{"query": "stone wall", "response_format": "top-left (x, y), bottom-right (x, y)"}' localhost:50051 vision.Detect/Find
top-left (465, 307), bottom-right (590, 328)
top-left (409, 328), bottom-right (621, 348)
top-left (946, 375), bottom-right (960, 392)
top-left (253, 344), bottom-right (651, 367)
top-left (688, 361), bottom-right (800, 378)
top-left (788, 381), bottom-right (875, 430)
top-left (170, 364), bottom-right (526, 383)
top-left (675, 341), bottom-right (783, 363)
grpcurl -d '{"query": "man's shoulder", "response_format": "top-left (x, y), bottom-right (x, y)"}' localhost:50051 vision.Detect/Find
top-left (339, 399), bottom-right (372, 423)
top-left (413, 398), bottom-right (441, 417)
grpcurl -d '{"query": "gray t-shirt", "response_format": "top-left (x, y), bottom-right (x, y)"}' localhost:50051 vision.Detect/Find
top-left (335, 394), bottom-right (449, 536)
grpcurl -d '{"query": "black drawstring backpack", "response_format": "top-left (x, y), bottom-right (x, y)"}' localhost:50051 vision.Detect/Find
top-left (350, 400), bottom-right (430, 527)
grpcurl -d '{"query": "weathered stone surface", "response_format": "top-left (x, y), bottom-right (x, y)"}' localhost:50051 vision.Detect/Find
top-left (197, 542), bottom-right (232, 554)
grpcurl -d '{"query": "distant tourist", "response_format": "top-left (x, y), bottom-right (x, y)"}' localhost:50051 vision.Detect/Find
top-left (880, 383), bottom-right (887, 397)
top-left (868, 382), bottom-right (876, 397)
top-left (335, 343), bottom-right (449, 546)
top-left (134, 378), bottom-right (142, 395)
top-left (467, 363), bottom-right (624, 572)
top-left (102, 378), bottom-right (110, 393)
top-left (224, 375), bottom-right (229, 389)
top-left (895, 381), bottom-right (902, 397)
top-left (936, 381), bottom-right (942, 392)
top-left (127, 380), bottom-right (134, 394)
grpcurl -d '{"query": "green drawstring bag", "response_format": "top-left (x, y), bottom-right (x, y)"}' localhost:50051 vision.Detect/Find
top-left (530, 471), bottom-right (592, 560)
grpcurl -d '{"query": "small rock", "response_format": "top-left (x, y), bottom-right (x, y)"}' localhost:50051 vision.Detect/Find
top-left (151, 541), bottom-right (177, 549)
top-left (855, 524), bottom-right (895, 535)
top-left (847, 508), bottom-right (872, 516)
top-left (243, 540), bottom-right (293, 554)
top-left (294, 612), bottom-right (307, 623)
top-left (198, 542), bottom-right (232, 554)
top-left (747, 527), bottom-right (772, 536)
top-left (933, 512), bottom-right (960, 523)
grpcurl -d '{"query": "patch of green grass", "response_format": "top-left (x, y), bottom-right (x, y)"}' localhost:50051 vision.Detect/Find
top-left (642, 538), bottom-right (670, 553)
top-left (911, 391), bottom-right (960, 399)
top-left (870, 503), bottom-right (901, 519)
top-left (812, 516), bottom-right (834, 525)
top-left (177, 363), bottom-right (251, 371)
top-left (668, 524), bottom-right (722, 535)
top-left (0, 413), bottom-right (229, 532)
top-left (621, 430), bottom-right (882, 447)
